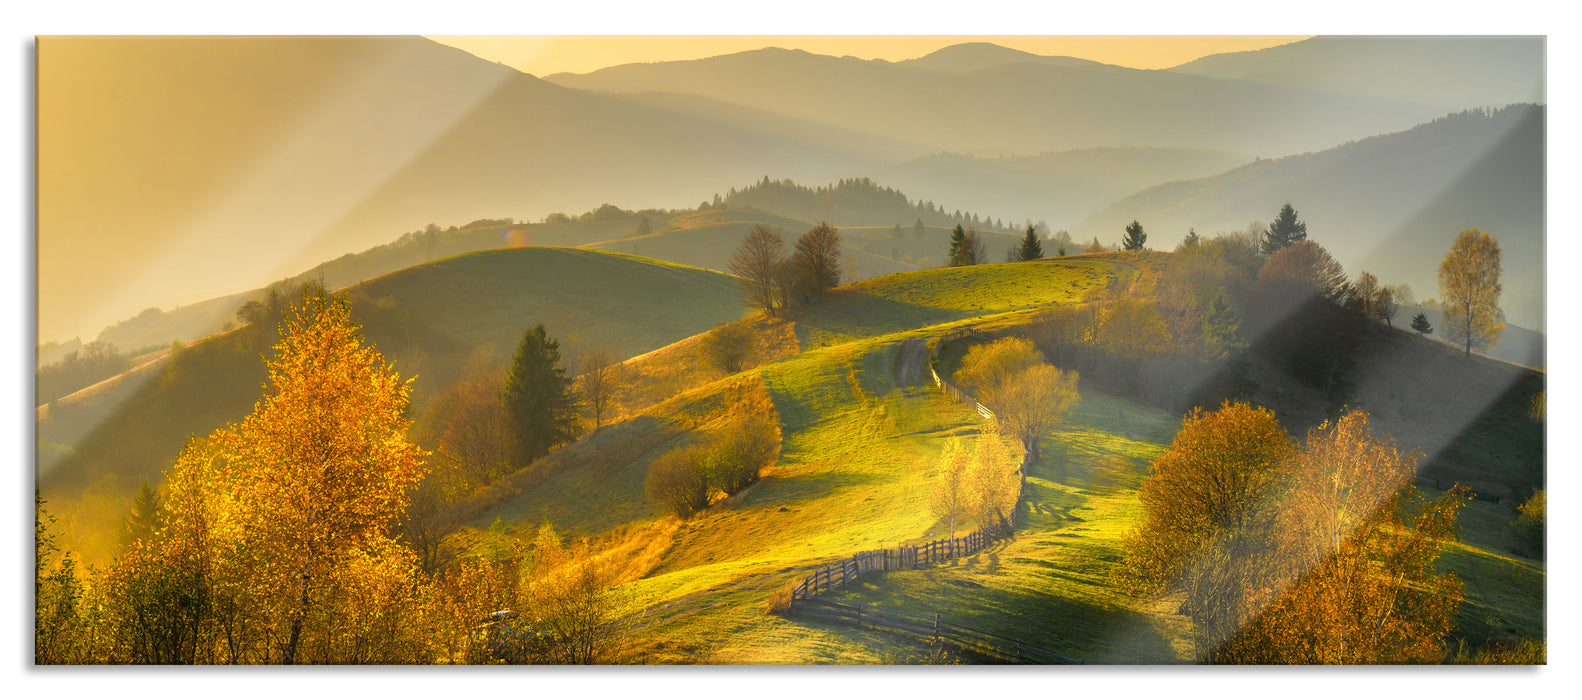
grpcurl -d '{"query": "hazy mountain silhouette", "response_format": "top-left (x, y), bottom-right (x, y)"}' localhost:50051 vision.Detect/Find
top-left (1072, 105), bottom-right (1544, 330)
top-left (1169, 36), bottom-right (1543, 112)
top-left (897, 42), bottom-right (1108, 73)
top-left (877, 147), bottom-right (1252, 231)
top-left (38, 36), bottom-right (892, 344)
top-left (547, 42), bottom-right (1485, 157)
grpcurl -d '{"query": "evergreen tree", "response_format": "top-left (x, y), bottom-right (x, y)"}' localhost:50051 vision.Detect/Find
top-left (119, 480), bottom-right (166, 550)
top-left (1203, 290), bottom-right (1241, 352)
top-left (1261, 203), bottom-right (1308, 256)
top-left (947, 224), bottom-right (968, 266)
top-left (1411, 312), bottom-right (1434, 337)
top-left (1123, 220), bottom-right (1148, 251)
top-left (914, 219), bottom-right (926, 240)
top-left (1017, 226), bottom-right (1044, 261)
top-left (503, 324), bottom-right (580, 467)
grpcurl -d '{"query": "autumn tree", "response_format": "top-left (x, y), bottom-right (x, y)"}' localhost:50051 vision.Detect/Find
top-left (1211, 411), bottom-right (1468, 664)
top-left (1261, 203), bottom-right (1308, 256)
top-left (729, 224), bottom-right (786, 314)
top-left (1122, 220), bottom-right (1147, 251)
top-left (35, 492), bottom-right (87, 664)
top-left (422, 367), bottom-right (516, 486)
top-left (954, 337), bottom-right (1080, 460)
top-left (526, 524), bottom-right (631, 663)
top-left (578, 348), bottom-right (621, 431)
top-left (1438, 227), bottom-right (1504, 356)
top-left (966, 435), bottom-right (1018, 534)
top-left (1349, 271), bottom-right (1383, 319)
top-left (1116, 401), bottom-right (1297, 657)
top-left (793, 222), bottom-right (842, 302)
top-left (930, 439), bottom-right (971, 537)
top-left (1017, 225), bottom-right (1044, 261)
top-left (503, 323), bottom-right (580, 467)
top-left (208, 292), bottom-right (428, 664)
top-left (1098, 298), bottom-right (1172, 361)
top-left (645, 444), bottom-right (713, 519)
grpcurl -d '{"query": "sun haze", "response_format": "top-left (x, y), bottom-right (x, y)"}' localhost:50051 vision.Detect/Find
top-left (427, 36), bottom-right (1309, 76)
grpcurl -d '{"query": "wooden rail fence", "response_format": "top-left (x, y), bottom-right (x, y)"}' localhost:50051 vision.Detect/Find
top-left (779, 328), bottom-right (1083, 663)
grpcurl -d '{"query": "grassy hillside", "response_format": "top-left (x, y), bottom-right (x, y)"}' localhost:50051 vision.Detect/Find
top-left (37, 247), bottom-right (747, 564)
top-left (447, 254), bottom-right (1190, 662)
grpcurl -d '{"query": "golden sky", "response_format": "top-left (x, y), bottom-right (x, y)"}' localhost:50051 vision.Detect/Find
top-left (428, 36), bottom-right (1309, 77)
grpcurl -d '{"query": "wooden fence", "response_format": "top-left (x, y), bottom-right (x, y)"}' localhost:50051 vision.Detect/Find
top-left (792, 596), bottom-right (1082, 664)
top-left (777, 328), bottom-right (1081, 662)
top-left (788, 525), bottom-right (1008, 602)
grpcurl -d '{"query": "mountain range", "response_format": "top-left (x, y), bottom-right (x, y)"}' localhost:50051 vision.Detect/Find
top-left (40, 35), bottom-right (1544, 345)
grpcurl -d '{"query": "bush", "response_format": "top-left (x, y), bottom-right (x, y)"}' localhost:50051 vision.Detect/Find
top-left (645, 444), bottom-right (713, 519)
top-left (1512, 489), bottom-right (1545, 559)
top-left (700, 322), bottom-right (754, 375)
top-left (707, 415), bottom-right (780, 495)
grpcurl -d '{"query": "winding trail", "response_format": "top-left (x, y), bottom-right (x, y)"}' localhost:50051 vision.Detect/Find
top-left (894, 337), bottom-right (929, 388)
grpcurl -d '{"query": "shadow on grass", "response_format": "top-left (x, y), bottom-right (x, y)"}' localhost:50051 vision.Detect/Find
top-left (826, 562), bottom-right (1181, 664)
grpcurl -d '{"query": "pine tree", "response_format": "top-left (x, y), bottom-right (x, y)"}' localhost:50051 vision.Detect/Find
top-left (1122, 220), bottom-right (1147, 251)
top-left (947, 224), bottom-right (967, 266)
top-left (1411, 312), bottom-right (1434, 337)
top-left (1261, 203), bottom-right (1308, 256)
top-left (1017, 226), bottom-right (1044, 261)
top-left (503, 323), bottom-right (580, 467)
top-left (119, 480), bottom-right (166, 550)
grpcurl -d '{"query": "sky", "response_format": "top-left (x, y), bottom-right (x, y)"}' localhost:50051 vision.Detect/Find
top-left (427, 36), bottom-right (1308, 77)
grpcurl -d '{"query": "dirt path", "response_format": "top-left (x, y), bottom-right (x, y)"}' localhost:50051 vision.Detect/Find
top-left (894, 337), bottom-right (929, 387)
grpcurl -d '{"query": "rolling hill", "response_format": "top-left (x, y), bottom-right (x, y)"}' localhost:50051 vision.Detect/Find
top-left (36, 247), bottom-right (748, 564)
top-left (441, 251), bottom-right (1540, 662)
top-left (1072, 105), bottom-right (1545, 331)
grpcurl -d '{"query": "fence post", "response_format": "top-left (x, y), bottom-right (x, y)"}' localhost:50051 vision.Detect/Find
top-left (1016, 639), bottom-right (1023, 664)
top-left (934, 614), bottom-right (940, 646)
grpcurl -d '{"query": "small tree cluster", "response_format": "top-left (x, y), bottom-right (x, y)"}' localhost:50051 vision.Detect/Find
top-left (947, 224), bottom-right (987, 266)
top-left (954, 337), bottom-right (1080, 460)
top-left (645, 416), bottom-right (781, 520)
top-left (729, 222), bottom-right (843, 313)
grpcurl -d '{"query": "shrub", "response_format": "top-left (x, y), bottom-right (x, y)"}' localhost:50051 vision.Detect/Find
top-left (700, 322), bottom-right (754, 375)
top-left (645, 444), bottom-right (713, 519)
top-left (707, 415), bottom-right (780, 495)
top-left (1512, 489), bottom-right (1545, 559)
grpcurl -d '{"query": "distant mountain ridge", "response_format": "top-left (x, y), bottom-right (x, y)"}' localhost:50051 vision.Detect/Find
top-left (1169, 36), bottom-right (1544, 111)
top-left (546, 37), bottom-right (1532, 157)
top-left (1072, 105), bottom-right (1544, 331)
